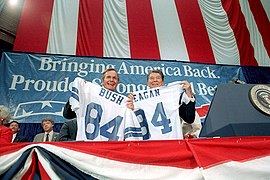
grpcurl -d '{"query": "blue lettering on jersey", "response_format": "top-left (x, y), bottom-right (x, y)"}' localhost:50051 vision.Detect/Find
top-left (134, 89), bottom-right (160, 102)
top-left (99, 88), bottom-right (124, 105)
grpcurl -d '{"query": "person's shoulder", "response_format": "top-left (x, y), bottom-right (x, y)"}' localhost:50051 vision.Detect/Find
top-left (0, 125), bottom-right (10, 130)
top-left (33, 133), bottom-right (44, 142)
top-left (16, 135), bottom-right (28, 142)
top-left (64, 119), bottom-right (77, 126)
top-left (0, 126), bottom-right (12, 134)
top-left (34, 133), bottom-right (44, 137)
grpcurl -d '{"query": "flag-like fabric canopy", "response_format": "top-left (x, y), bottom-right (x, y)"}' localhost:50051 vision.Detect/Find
top-left (1, 137), bottom-right (270, 179)
top-left (14, 0), bottom-right (270, 66)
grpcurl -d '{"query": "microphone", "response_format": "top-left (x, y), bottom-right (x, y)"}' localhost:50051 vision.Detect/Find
top-left (231, 78), bottom-right (246, 84)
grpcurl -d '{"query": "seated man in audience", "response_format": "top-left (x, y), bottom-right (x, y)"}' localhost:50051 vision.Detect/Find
top-left (33, 118), bottom-right (59, 142)
top-left (0, 105), bottom-right (12, 143)
top-left (9, 120), bottom-right (27, 142)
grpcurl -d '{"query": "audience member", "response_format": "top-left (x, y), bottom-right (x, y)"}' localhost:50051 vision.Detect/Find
top-left (0, 105), bottom-right (12, 143)
top-left (33, 118), bottom-right (59, 142)
top-left (9, 120), bottom-right (27, 142)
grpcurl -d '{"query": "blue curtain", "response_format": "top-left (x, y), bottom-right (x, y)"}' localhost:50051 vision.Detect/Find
top-left (243, 66), bottom-right (270, 84)
top-left (17, 123), bottom-right (63, 142)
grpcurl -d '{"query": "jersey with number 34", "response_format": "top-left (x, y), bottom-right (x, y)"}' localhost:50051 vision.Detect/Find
top-left (133, 82), bottom-right (186, 140)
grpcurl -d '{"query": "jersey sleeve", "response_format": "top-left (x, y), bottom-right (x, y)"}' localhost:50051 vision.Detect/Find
top-left (123, 108), bottom-right (143, 141)
top-left (69, 77), bottom-right (86, 112)
top-left (180, 92), bottom-right (191, 105)
top-left (168, 81), bottom-right (191, 105)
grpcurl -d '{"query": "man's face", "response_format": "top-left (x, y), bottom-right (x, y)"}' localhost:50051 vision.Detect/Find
top-left (147, 72), bottom-right (164, 88)
top-left (102, 70), bottom-right (119, 91)
top-left (9, 122), bottom-right (20, 134)
top-left (42, 120), bottom-right (53, 133)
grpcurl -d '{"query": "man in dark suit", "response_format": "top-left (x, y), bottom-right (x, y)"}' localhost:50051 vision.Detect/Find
top-left (60, 68), bottom-right (132, 141)
top-left (9, 120), bottom-right (27, 142)
top-left (147, 70), bottom-right (196, 124)
top-left (128, 70), bottom-right (196, 124)
top-left (57, 118), bottom-right (77, 141)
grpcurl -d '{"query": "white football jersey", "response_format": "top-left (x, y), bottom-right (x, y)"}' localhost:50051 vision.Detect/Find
top-left (133, 81), bottom-right (185, 140)
top-left (70, 77), bottom-right (142, 141)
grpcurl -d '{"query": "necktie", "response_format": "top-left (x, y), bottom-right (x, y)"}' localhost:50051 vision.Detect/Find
top-left (45, 133), bottom-right (49, 142)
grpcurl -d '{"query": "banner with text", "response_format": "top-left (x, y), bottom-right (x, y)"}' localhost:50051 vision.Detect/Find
top-left (0, 52), bottom-right (244, 123)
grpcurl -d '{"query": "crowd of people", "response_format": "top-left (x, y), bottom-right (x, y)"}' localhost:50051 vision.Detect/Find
top-left (0, 69), bottom-right (201, 143)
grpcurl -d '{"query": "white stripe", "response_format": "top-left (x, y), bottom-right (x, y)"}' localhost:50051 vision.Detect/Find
top-left (39, 144), bottom-right (203, 180)
top-left (0, 145), bottom-right (31, 174)
top-left (198, 0), bottom-right (241, 65)
top-left (47, 0), bottom-right (79, 55)
top-left (261, 0), bottom-right (270, 21)
top-left (151, 0), bottom-right (189, 61)
top-left (0, 144), bottom-right (41, 174)
top-left (203, 156), bottom-right (270, 180)
top-left (103, 0), bottom-right (130, 58)
top-left (2, 143), bottom-right (270, 179)
top-left (13, 149), bottom-right (35, 179)
top-left (239, 1), bottom-right (270, 66)
top-left (35, 147), bottom-right (61, 180)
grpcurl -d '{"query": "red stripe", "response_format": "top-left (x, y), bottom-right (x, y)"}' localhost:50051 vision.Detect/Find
top-left (13, 0), bottom-right (54, 53)
top-left (221, 0), bottom-right (258, 66)
top-left (55, 137), bottom-right (270, 169)
top-left (126, 0), bottom-right (160, 60)
top-left (248, 0), bottom-right (270, 57)
top-left (2, 138), bottom-right (270, 170)
top-left (76, 0), bottom-right (104, 57)
top-left (21, 150), bottom-right (50, 179)
top-left (196, 104), bottom-right (210, 118)
top-left (38, 158), bottom-right (51, 179)
top-left (21, 151), bottom-right (37, 180)
top-left (56, 140), bottom-right (197, 169)
top-left (189, 136), bottom-right (270, 168)
top-left (0, 143), bottom-right (30, 156)
top-left (174, 0), bottom-right (215, 64)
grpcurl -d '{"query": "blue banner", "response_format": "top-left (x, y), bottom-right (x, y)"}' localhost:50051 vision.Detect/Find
top-left (0, 52), bottom-right (244, 123)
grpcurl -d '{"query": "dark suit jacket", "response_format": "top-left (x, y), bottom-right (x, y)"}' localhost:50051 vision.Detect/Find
top-left (57, 119), bottom-right (77, 141)
top-left (13, 134), bottom-right (28, 142)
top-left (179, 101), bottom-right (196, 124)
top-left (63, 100), bottom-right (76, 119)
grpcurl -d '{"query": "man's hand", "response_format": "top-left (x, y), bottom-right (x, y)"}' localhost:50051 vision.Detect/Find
top-left (127, 93), bottom-right (134, 111)
top-left (180, 81), bottom-right (194, 98)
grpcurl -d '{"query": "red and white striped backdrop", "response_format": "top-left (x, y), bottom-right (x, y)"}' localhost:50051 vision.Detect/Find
top-left (14, 0), bottom-right (270, 66)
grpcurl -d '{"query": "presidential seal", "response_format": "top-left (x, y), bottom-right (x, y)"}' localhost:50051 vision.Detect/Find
top-left (249, 85), bottom-right (270, 116)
